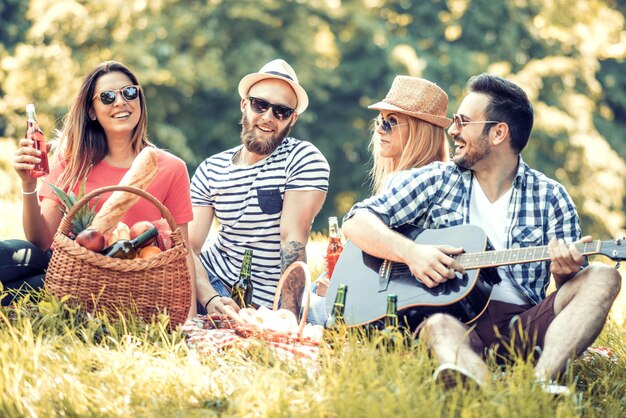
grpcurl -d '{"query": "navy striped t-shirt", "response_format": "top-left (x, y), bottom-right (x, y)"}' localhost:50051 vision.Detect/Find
top-left (191, 137), bottom-right (330, 307)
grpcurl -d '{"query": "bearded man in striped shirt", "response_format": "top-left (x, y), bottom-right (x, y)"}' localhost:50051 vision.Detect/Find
top-left (190, 59), bottom-right (330, 317)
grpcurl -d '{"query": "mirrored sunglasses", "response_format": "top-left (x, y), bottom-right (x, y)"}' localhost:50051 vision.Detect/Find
top-left (248, 96), bottom-right (295, 121)
top-left (375, 115), bottom-right (408, 133)
top-left (92, 85), bottom-right (141, 105)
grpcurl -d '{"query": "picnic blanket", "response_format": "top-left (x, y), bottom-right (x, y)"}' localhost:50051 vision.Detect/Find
top-left (183, 307), bottom-right (324, 363)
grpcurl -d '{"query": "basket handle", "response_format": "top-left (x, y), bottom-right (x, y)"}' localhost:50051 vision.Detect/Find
top-left (57, 185), bottom-right (180, 243)
top-left (273, 261), bottom-right (311, 338)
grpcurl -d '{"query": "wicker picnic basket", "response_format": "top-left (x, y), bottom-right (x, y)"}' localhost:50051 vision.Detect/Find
top-left (45, 185), bottom-right (191, 326)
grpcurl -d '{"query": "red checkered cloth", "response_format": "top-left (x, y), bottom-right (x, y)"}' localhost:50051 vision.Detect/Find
top-left (150, 218), bottom-right (172, 250)
top-left (183, 314), bottom-right (322, 363)
top-left (580, 346), bottom-right (618, 364)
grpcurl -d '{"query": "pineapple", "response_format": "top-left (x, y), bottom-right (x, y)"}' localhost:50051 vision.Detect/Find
top-left (48, 179), bottom-right (100, 237)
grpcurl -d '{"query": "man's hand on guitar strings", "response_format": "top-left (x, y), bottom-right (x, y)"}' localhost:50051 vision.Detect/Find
top-left (406, 244), bottom-right (465, 288)
top-left (548, 235), bottom-right (591, 281)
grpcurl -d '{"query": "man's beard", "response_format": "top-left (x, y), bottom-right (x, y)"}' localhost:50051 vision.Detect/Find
top-left (452, 133), bottom-right (491, 170)
top-left (240, 113), bottom-right (291, 155)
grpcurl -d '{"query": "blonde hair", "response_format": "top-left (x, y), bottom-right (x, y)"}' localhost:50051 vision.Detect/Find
top-left (52, 61), bottom-right (153, 192)
top-left (369, 116), bottom-right (449, 194)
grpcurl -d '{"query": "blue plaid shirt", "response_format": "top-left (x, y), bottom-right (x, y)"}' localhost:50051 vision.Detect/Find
top-left (344, 158), bottom-right (581, 304)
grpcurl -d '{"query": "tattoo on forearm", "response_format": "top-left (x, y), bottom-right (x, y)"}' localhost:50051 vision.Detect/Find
top-left (280, 241), bottom-right (307, 272)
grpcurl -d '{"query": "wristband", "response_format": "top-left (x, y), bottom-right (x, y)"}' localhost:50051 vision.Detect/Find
top-left (22, 188), bottom-right (38, 195)
top-left (204, 294), bottom-right (221, 312)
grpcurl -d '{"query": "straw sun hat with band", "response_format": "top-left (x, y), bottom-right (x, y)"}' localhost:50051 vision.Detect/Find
top-left (238, 59), bottom-right (309, 115)
top-left (368, 75), bottom-right (452, 128)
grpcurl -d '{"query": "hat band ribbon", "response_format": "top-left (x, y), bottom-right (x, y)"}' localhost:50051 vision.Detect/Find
top-left (265, 70), bottom-right (294, 81)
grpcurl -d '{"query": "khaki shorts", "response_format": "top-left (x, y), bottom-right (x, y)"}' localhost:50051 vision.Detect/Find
top-left (467, 292), bottom-right (558, 363)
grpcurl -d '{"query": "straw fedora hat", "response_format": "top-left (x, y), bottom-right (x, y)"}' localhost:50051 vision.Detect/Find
top-left (238, 59), bottom-right (309, 114)
top-left (368, 76), bottom-right (452, 128)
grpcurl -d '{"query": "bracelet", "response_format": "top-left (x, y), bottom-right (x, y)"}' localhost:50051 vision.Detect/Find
top-left (22, 188), bottom-right (38, 195)
top-left (204, 294), bottom-right (221, 312)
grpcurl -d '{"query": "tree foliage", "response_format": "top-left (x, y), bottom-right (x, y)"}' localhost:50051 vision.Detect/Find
top-left (0, 0), bottom-right (624, 235)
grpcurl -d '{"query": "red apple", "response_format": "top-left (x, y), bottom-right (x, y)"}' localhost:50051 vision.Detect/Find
top-left (75, 228), bottom-right (105, 252)
top-left (130, 221), bottom-right (156, 244)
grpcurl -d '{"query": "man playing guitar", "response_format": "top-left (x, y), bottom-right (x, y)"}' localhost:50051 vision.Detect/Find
top-left (342, 74), bottom-right (621, 392)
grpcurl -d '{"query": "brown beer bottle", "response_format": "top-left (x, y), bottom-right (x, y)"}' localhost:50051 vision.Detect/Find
top-left (231, 249), bottom-right (254, 308)
top-left (25, 104), bottom-right (50, 178)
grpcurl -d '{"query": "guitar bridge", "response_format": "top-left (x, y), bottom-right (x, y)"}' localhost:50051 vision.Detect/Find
top-left (378, 260), bottom-right (391, 292)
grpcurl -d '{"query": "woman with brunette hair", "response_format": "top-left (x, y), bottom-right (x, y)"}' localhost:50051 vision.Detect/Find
top-left (367, 75), bottom-right (451, 193)
top-left (2, 61), bottom-right (193, 306)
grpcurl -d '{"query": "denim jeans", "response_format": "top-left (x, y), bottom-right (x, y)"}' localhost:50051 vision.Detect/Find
top-left (196, 270), bottom-right (231, 315)
top-left (308, 280), bottom-right (328, 326)
top-left (209, 271), bottom-right (231, 297)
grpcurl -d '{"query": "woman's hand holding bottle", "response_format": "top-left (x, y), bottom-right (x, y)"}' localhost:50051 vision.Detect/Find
top-left (14, 104), bottom-right (50, 191)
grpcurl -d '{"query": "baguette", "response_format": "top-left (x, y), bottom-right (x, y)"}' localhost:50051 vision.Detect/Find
top-left (90, 147), bottom-right (159, 235)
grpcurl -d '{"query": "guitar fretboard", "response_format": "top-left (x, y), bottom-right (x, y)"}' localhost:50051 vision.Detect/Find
top-left (456, 241), bottom-right (604, 269)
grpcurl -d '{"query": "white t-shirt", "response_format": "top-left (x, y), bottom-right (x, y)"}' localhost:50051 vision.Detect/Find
top-left (469, 176), bottom-right (531, 305)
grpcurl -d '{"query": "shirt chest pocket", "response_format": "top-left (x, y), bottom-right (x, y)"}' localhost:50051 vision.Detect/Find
top-left (426, 205), bottom-right (464, 228)
top-left (257, 188), bottom-right (283, 214)
top-left (510, 225), bottom-right (544, 248)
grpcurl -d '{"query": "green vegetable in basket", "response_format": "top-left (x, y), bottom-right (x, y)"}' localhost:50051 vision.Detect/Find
top-left (48, 178), bottom-right (99, 236)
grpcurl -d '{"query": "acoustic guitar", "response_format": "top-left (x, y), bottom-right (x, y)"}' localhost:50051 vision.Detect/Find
top-left (325, 224), bottom-right (625, 329)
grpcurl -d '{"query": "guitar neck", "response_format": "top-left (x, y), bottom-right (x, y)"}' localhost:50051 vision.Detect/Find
top-left (456, 240), bottom-right (604, 269)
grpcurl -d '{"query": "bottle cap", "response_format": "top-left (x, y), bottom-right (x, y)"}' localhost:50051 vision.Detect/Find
top-left (26, 103), bottom-right (35, 113)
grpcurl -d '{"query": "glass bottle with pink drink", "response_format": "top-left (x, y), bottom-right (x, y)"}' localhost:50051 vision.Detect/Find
top-left (25, 103), bottom-right (49, 178)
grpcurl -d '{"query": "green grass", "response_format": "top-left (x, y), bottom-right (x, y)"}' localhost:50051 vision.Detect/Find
top-left (1, 292), bottom-right (626, 417)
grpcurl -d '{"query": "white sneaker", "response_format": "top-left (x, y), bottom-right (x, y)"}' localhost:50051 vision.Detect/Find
top-left (537, 379), bottom-right (572, 396)
top-left (433, 363), bottom-right (483, 389)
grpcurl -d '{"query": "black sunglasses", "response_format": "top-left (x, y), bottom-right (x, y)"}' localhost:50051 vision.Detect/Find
top-left (92, 85), bottom-right (141, 105)
top-left (248, 96), bottom-right (295, 121)
top-left (375, 115), bottom-right (408, 133)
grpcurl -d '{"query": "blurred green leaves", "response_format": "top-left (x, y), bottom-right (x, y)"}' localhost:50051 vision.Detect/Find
top-left (0, 0), bottom-right (624, 235)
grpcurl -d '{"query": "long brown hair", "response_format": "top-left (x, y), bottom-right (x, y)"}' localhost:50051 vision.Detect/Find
top-left (53, 61), bottom-right (153, 191)
top-left (369, 116), bottom-right (449, 194)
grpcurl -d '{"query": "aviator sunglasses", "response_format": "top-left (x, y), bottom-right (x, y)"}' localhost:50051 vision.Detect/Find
top-left (375, 115), bottom-right (408, 133)
top-left (248, 96), bottom-right (295, 121)
top-left (92, 85), bottom-right (141, 105)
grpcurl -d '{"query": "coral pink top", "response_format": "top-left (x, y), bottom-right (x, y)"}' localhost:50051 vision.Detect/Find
top-left (39, 148), bottom-right (193, 227)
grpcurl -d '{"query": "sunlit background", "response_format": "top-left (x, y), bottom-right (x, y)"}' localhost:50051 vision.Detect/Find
top-left (1, 0), bottom-right (624, 235)
top-left (1, 6), bottom-right (626, 415)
